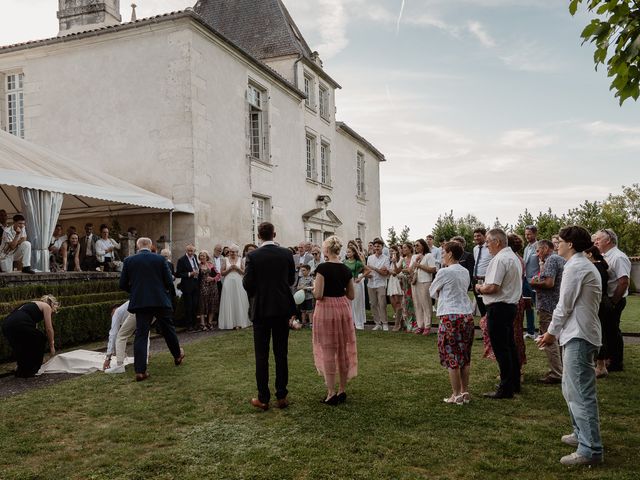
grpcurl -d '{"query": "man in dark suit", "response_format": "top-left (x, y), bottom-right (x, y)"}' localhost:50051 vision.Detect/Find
top-left (175, 244), bottom-right (200, 330)
top-left (119, 237), bottom-right (184, 381)
top-left (79, 222), bottom-right (99, 271)
top-left (243, 222), bottom-right (296, 410)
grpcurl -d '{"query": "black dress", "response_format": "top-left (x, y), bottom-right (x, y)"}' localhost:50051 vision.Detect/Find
top-left (1, 302), bottom-right (47, 377)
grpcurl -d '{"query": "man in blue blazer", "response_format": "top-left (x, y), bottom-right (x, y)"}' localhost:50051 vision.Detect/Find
top-left (119, 237), bottom-right (184, 381)
top-left (243, 222), bottom-right (296, 410)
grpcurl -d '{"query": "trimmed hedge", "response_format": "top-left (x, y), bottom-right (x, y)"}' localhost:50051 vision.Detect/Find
top-left (0, 280), bottom-right (121, 303)
top-left (0, 291), bottom-right (129, 316)
top-left (0, 301), bottom-right (116, 362)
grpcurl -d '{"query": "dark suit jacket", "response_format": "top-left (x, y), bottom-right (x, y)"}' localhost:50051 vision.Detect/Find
top-left (243, 244), bottom-right (296, 322)
top-left (79, 233), bottom-right (98, 260)
top-left (176, 254), bottom-right (200, 294)
top-left (119, 249), bottom-right (173, 312)
top-left (459, 251), bottom-right (475, 288)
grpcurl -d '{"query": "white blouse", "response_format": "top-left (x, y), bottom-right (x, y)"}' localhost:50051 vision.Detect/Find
top-left (548, 252), bottom-right (602, 347)
top-left (410, 253), bottom-right (436, 283)
top-left (429, 264), bottom-right (474, 316)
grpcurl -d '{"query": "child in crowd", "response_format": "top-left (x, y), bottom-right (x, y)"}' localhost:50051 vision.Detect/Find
top-left (298, 264), bottom-right (315, 327)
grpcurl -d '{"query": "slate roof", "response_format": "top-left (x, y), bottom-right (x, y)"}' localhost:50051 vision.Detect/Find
top-left (0, 10), bottom-right (305, 98)
top-left (193, 0), bottom-right (313, 60)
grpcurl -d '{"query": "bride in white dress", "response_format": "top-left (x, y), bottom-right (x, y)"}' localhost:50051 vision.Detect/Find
top-left (218, 245), bottom-right (251, 330)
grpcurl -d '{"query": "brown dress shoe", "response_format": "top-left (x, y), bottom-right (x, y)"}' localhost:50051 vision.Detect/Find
top-left (135, 372), bottom-right (150, 382)
top-left (250, 398), bottom-right (269, 411)
top-left (174, 348), bottom-right (185, 366)
top-left (275, 397), bottom-right (289, 409)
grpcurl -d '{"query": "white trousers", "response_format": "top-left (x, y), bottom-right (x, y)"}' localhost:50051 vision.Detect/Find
top-left (412, 282), bottom-right (433, 329)
top-left (0, 240), bottom-right (31, 272)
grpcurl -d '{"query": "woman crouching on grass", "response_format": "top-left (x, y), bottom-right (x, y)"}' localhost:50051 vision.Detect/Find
top-left (429, 242), bottom-right (475, 405)
top-left (312, 236), bottom-right (358, 405)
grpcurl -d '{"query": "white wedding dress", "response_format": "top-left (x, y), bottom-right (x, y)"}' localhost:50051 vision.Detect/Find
top-left (218, 256), bottom-right (251, 330)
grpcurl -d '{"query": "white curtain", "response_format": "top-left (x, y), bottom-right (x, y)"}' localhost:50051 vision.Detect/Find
top-left (18, 187), bottom-right (63, 272)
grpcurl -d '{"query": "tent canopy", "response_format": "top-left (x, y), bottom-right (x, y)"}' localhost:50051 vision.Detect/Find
top-left (0, 130), bottom-right (185, 219)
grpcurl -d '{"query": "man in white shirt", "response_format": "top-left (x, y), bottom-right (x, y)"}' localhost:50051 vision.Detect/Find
top-left (472, 228), bottom-right (493, 317)
top-left (366, 238), bottom-right (390, 331)
top-left (475, 228), bottom-right (522, 398)
top-left (0, 214), bottom-right (35, 274)
top-left (426, 235), bottom-right (441, 269)
top-left (594, 228), bottom-right (631, 372)
top-left (537, 226), bottom-right (603, 466)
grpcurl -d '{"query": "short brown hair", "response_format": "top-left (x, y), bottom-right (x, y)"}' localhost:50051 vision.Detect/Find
top-left (442, 241), bottom-right (463, 261)
top-left (257, 222), bottom-right (275, 241)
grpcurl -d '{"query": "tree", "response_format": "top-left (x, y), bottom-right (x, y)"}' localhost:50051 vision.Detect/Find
top-left (431, 211), bottom-right (486, 251)
top-left (399, 225), bottom-right (411, 244)
top-left (569, 0), bottom-right (640, 105)
top-left (387, 226), bottom-right (398, 247)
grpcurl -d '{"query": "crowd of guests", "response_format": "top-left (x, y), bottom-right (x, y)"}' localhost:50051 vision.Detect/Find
top-left (1, 216), bottom-right (633, 467)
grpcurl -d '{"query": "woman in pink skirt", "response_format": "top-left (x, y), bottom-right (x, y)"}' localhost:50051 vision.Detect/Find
top-left (313, 235), bottom-right (357, 405)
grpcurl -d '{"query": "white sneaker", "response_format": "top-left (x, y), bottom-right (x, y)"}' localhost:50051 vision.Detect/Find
top-left (104, 364), bottom-right (125, 374)
top-left (382, 324), bottom-right (389, 331)
top-left (560, 452), bottom-right (603, 466)
top-left (523, 333), bottom-right (534, 340)
top-left (561, 433), bottom-right (579, 447)
top-left (372, 325), bottom-right (382, 331)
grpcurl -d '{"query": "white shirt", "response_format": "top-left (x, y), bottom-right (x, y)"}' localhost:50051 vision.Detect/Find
top-left (50, 235), bottom-right (67, 251)
top-left (367, 253), bottom-right (390, 288)
top-left (430, 246), bottom-right (442, 267)
top-left (106, 301), bottom-right (131, 356)
top-left (483, 246), bottom-right (523, 305)
top-left (96, 238), bottom-right (117, 260)
top-left (213, 255), bottom-right (222, 275)
top-left (548, 252), bottom-right (602, 347)
top-left (429, 264), bottom-right (474, 316)
top-left (410, 253), bottom-right (436, 283)
top-left (603, 246), bottom-right (631, 298)
top-left (473, 243), bottom-right (493, 277)
top-left (0, 226), bottom-right (27, 258)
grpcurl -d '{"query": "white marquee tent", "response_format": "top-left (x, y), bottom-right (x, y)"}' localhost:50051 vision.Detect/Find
top-left (0, 130), bottom-right (184, 271)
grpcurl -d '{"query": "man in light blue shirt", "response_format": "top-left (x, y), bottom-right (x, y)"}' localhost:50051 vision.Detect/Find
top-left (523, 225), bottom-right (540, 338)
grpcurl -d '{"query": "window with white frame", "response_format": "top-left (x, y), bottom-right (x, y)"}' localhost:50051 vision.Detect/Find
top-left (319, 84), bottom-right (330, 120)
top-left (247, 83), bottom-right (269, 161)
top-left (6, 73), bottom-right (24, 138)
top-left (306, 134), bottom-right (316, 180)
top-left (320, 142), bottom-right (330, 185)
top-left (357, 223), bottom-right (366, 241)
top-left (303, 73), bottom-right (315, 109)
top-left (356, 152), bottom-right (365, 198)
top-left (251, 196), bottom-right (269, 243)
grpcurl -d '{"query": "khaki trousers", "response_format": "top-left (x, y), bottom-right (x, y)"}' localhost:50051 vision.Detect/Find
top-left (115, 313), bottom-right (149, 366)
top-left (412, 282), bottom-right (433, 329)
top-left (367, 286), bottom-right (388, 326)
top-left (539, 310), bottom-right (562, 379)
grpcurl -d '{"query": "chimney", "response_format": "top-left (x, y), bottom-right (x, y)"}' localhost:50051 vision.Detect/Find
top-left (57, 0), bottom-right (122, 36)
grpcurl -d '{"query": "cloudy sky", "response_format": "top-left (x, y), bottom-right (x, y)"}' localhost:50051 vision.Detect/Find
top-left (1, 0), bottom-right (638, 236)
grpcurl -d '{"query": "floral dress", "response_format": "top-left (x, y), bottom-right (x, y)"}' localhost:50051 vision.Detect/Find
top-left (399, 256), bottom-right (416, 332)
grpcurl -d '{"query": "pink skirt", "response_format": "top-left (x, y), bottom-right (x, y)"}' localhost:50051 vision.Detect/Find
top-left (312, 296), bottom-right (358, 381)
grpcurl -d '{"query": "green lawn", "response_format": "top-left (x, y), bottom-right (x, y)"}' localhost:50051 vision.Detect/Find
top-left (0, 330), bottom-right (638, 479)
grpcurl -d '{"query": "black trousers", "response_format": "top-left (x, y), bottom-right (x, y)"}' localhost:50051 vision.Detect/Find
top-left (182, 291), bottom-right (199, 328)
top-left (601, 297), bottom-right (626, 370)
top-left (134, 308), bottom-right (181, 374)
top-left (472, 278), bottom-right (487, 317)
top-left (486, 302), bottom-right (520, 395)
top-left (253, 317), bottom-right (290, 403)
top-left (2, 316), bottom-right (46, 378)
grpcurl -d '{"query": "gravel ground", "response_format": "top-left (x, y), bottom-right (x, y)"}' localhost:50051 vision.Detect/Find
top-left (1, 328), bottom-right (638, 399)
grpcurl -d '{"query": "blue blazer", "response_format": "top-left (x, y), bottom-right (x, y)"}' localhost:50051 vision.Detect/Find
top-left (119, 249), bottom-right (173, 312)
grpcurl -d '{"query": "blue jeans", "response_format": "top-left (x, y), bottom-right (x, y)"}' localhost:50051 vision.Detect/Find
top-left (562, 338), bottom-right (603, 459)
